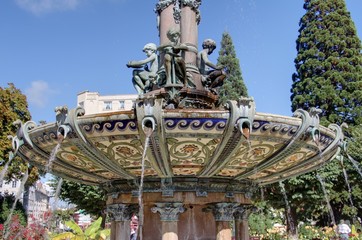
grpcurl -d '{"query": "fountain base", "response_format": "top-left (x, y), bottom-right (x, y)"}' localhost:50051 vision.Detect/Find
top-left (107, 190), bottom-right (253, 240)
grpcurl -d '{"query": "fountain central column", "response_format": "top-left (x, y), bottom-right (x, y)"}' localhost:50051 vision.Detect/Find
top-left (180, 0), bottom-right (201, 65)
top-left (151, 202), bottom-right (185, 240)
top-left (155, 0), bottom-right (201, 66)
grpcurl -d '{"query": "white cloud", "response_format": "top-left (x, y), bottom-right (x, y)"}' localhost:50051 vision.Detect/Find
top-left (25, 80), bottom-right (55, 108)
top-left (15, 0), bottom-right (82, 15)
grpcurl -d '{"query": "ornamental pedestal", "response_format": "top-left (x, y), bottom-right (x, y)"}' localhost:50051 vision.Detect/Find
top-left (107, 191), bottom-right (252, 240)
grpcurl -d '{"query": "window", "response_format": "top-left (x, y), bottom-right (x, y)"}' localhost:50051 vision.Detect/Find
top-left (104, 101), bottom-right (112, 110)
top-left (79, 101), bottom-right (84, 107)
top-left (119, 101), bottom-right (125, 109)
top-left (12, 181), bottom-right (17, 188)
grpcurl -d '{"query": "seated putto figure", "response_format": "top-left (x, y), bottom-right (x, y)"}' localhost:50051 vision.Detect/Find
top-left (158, 28), bottom-right (189, 86)
top-left (197, 39), bottom-right (226, 91)
top-left (127, 43), bottom-right (158, 94)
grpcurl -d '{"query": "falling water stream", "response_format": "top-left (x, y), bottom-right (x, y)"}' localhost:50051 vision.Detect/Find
top-left (0, 158), bottom-right (13, 186)
top-left (278, 181), bottom-right (296, 239)
top-left (347, 154), bottom-right (362, 179)
top-left (341, 163), bottom-right (355, 212)
top-left (3, 166), bottom-right (29, 239)
top-left (46, 142), bottom-right (62, 172)
top-left (316, 173), bottom-right (336, 226)
top-left (53, 177), bottom-right (64, 211)
top-left (137, 126), bottom-right (153, 240)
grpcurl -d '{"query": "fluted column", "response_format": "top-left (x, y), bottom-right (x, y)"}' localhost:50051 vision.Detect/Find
top-left (151, 202), bottom-right (185, 240)
top-left (107, 203), bottom-right (138, 240)
top-left (207, 203), bottom-right (239, 240)
top-left (234, 205), bottom-right (254, 240)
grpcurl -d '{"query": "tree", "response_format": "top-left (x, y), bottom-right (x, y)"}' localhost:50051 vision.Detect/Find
top-left (0, 192), bottom-right (27, 225)
top-left (217, 32), bottom-right (248, 104)
top-left (291, 0), bottom-right (362, 126)
top-left (271, 0), bottom-right (362, 236)
top-left (0, 83), bottom-right (39, 183)
top-left (53, 178), bottom-right (107, 227)
top-left (0, 83), bottom-right (31, 160)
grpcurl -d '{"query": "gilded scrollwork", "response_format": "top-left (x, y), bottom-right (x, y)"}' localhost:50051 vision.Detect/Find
top-left (167, 138), bottom-right (218, 166)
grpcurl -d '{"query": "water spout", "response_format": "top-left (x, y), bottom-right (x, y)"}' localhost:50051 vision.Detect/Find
top-left (311, 128), bottom-right (320, 143)
top-left (57, 124), bottom-right (72, 142)
top-left (142, 117), bottom-right (156, 137)
top-left (239, 119), bottom-right (251, 139)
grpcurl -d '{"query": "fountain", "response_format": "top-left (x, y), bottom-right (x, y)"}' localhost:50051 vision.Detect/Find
top-left (7, 1), bottom-right (345, 239)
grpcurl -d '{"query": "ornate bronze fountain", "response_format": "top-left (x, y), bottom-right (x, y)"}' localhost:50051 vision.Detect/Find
top-left (9, 1), bottom-right (344, 239)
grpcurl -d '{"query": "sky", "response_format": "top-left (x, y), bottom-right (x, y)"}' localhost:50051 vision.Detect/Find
top-left (1, 0), bottom-right (362, 124)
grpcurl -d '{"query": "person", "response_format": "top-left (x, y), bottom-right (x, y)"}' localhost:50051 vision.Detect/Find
top-left (130, 228), bottom-right (137, 240)
top-left (197, 38), bottom-right (226, 90)
top-left (127, 43), bottom-right (158, 94)
top-left (338, 219), bottom-right (351, 240)
top-left (159, 28), bottom-right (189, 86)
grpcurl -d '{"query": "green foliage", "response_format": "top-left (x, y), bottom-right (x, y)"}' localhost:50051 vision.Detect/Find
top-left (0, 83), bottom-right (41, 184)
top-left (0, 192), bottom-right (27, 225)
top-left (54, 208), bottom-right (77, 224)
top-left (348, 125), bottom-right (362, 161)
top-left (291, 0), bottom-right (362, 126)
top-left (52, 178), bottom-right (106, 218)
top-left (217, 32), bottom-right (248, 105)
top-left (51, 217), bottom-right (110, 240)
top-left (276, 0), bottom-right (362, 234)
top-left (0, 83), bottom-right (31, 159)
top-left (249, 201), bottom-right (281, 236)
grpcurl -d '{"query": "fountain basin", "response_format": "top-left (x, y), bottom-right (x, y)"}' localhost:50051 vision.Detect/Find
top-left (16, 98), bottom-right (342, 192)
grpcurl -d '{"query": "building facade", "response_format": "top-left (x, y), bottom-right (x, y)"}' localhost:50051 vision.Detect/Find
top-left (77, 91), bottom-right (138, 115)
top-left (23, 181), bottom-right (50, 225)
top-left (0, 180), bottom-right (50, 226)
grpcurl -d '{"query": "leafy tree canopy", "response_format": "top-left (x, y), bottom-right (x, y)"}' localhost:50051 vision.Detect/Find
top-left (0, 83), bottom-right (39, 183)
top-left (52, 178), bottom-right (106, 219)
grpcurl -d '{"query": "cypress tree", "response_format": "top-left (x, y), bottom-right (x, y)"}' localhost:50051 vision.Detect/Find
top-left (291, 0), bottom-right (362, 126)
top-left (279, 0), bottom-right (362, 231)
top-left (217, 32), bottom-right (248, 104)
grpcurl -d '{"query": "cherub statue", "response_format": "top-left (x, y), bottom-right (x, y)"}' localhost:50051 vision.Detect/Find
top-left (197, 39), bottom-right (226, 91)
top-left (158, 28), bottom-right (189, 86)
top-left (127, 43), bottom-right (158, 94)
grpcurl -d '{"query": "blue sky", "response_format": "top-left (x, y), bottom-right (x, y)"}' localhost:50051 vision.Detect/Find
top-left (1, 0), bottom-right (361, 124)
